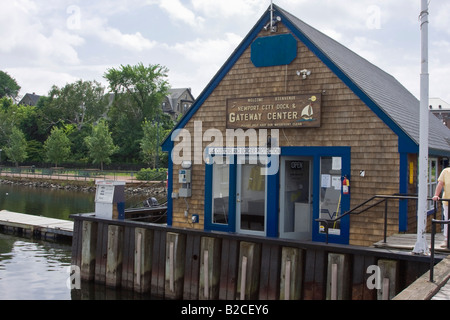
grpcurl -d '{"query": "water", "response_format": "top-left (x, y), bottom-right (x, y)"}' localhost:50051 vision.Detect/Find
top-left (0, 183), bottom-right (95, 219)
top-left (0, 183), bottom-right (152, 300)
top-left (0, 233), bottom-right (72, 300)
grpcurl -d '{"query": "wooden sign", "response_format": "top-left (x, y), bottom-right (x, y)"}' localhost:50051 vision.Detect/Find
top-left (227, 94), bottom-right (321, 129)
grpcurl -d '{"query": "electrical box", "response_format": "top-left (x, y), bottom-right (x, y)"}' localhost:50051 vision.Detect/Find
top-left (179, 169), bottom-right (192, 198)
top-left (95, 180), bottom-right (126, 220)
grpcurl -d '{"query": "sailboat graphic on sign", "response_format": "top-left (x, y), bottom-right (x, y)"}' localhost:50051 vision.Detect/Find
top-left (298, 96), bottom-right (317, 122)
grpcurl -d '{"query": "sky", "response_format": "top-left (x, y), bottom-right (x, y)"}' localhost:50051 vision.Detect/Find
top-left (1, 0), bottom-right (449, 104)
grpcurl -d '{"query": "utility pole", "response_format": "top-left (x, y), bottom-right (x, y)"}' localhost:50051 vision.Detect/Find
top-left (413, 0), bottom-right (430, 255)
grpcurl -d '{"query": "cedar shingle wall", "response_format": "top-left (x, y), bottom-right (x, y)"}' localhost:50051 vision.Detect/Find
top-left (170, 25), bottom-right (404, 246)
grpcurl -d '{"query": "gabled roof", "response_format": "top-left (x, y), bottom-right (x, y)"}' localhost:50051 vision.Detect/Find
top-left (19, 93), bottom-right (41, 106)
top-left (163, 4), bottom-right (450, 155)
top-left (163, 88), bottom-right (195, 112)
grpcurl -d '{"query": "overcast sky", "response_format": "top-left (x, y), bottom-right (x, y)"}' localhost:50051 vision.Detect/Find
top-left (1, 0), bottom-right (449, 103)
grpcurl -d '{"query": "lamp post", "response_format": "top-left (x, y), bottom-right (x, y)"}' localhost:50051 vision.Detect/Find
top-left (413, 0), bottom-right (430, 255)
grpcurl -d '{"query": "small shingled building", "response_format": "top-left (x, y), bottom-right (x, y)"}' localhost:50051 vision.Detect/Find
top-left (162, 4), bottom-right (450, 247)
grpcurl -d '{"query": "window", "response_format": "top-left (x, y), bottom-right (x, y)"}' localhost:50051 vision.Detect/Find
top-left (319, 157), bottom-right (342, 235)
top-left (428, 158), bottom-right (438, 210)
top-left (212, 158), bottom-right (230, 225)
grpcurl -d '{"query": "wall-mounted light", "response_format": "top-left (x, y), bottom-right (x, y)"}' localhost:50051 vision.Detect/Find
top-left (297, 69), bottom-right (312, 80)
top-left (264, 16), bottom-right (282, 32)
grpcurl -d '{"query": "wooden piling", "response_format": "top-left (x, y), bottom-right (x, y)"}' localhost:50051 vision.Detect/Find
top-left (280, 247), bottom-right (304, 300)
top-left (326, 253), bottom-right (351, 300)
top-left (81, 221), bottom-right (97, 281)
top-left (106, 225), bottom-right (124, 288)
top-left (377, 259), bottom-right (399, 300)
top-left (237, 242), bottom-right (261, 300)
top-left (219, 239), bottom-right (239, 300)
top-left (134, 228), bottom-right (153, 293)
top-left (183, 234), bottom-right (201, 300)
top-left (165, 232), bottom-right (186, 300)
top-left (199, 237), bottom-right (222, 300)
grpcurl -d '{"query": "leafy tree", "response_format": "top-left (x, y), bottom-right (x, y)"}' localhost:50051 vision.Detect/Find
top-left (4, 127), bottom-right (28, 167)
top-left (26, 140), bottom-right (45, 163)
top-left (104, 63), bottom-right (169, 121)
top-left (40, 80), bottom-right (109, 132)
top-left (44, 126), bottom-right (71, 168)
top-left (84, 120), bottom-right (118, 170)
top-left (104, 63), bottom-right (170, 162)
top-left (141, 119), bottom-right (171, 168)
top-left (0, 71), bottom-right (21, 101)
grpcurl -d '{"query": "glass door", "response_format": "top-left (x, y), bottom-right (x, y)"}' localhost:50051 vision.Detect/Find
top-left (236, 163), bottom-right (266, 236)
top-left (279, 157), bottom-right (313, 240)
top-left (318, 157), bottom-right (343, 236)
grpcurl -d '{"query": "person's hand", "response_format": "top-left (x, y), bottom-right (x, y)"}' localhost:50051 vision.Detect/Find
top-left (433, 195), bottom-right (440, 201)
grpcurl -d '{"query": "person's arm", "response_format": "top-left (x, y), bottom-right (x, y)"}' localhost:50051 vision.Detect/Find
top-left (433, 181), bottom-right (444, 201)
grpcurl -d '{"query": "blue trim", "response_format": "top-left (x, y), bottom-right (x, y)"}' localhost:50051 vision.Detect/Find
top-left (267, 170), bottom-right (279, 238)
top-left (399, 153), bottom-right (409, 232)
top-left (204, 155), bottom-right (236, 233)
top-left (204, 161), bottom-right (213, 229)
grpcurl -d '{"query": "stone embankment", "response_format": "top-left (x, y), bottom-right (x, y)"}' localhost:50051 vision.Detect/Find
top-left (0, 177), bottom-right (166, 197)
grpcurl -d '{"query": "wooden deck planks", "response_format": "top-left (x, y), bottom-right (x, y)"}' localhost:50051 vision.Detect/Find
top-left (0, 210), bottom-right (73, 237)
top-left (374, 233), bottom-right (450, 253)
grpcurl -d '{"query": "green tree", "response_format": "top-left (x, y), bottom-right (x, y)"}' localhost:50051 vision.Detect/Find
top-left (84, 120), bottom-right (118, 170)
top-left (44, 126), bottom-right (71, 168)
top-left (40, 80), bottom-right (108, 132)
top-left (141, 119), bottom-right (171, 168)
top-left (104, 63), bottom-right (170, 162)
top-left (0, 71), bottom-right (21, 101)
top-left (4, 127), bottom-right (28, 167)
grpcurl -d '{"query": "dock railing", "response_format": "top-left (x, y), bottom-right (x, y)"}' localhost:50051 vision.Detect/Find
top-left (316, 194), bottom-right (427, 245)
top-left (430, 205), bottom-right (450, 282)
top-left (316, 194), bottom-right (450, 284)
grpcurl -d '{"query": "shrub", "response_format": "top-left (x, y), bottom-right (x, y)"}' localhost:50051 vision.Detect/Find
top-left (136, 168), bottom-right (167, 181)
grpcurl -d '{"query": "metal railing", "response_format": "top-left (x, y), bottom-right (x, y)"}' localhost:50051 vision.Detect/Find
top-left (316, 194), bottom-right (423, 244)
top-left (0, 166), bottom-right (165, 182)
top-left (430, 209), bottom-right (450, 282)
top-left (315, 194), bottom-right (450, 283)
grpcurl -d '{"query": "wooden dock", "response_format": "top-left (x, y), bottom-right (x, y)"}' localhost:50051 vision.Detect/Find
top-left (373, 233), bottom-right (450, 253)
top-left (0, 210), bottom-right (73, 239)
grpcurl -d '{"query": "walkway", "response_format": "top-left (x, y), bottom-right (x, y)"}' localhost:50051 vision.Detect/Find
top-left (0, 210), bottom-right (73, 238)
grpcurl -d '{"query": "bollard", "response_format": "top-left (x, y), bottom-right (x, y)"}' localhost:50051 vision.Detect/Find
top-left (134, 228), bottom-right (153, 293)
top-left (165, 232), bottom-right (186, 300)
top-left (236, 242), bottom-right (261, 300)
top-left (280, 247), bottom-right (303, 300)
top-left (106, 225), bottom-right (124, 288)
top-left (199, 237), bottom-right (222, 300)
top-left (326, 253), bottom-right (350, 300)
top-left (81, 221), bottom-right (97, 281)
top-left (377, 259), bottom-right (399, 300)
